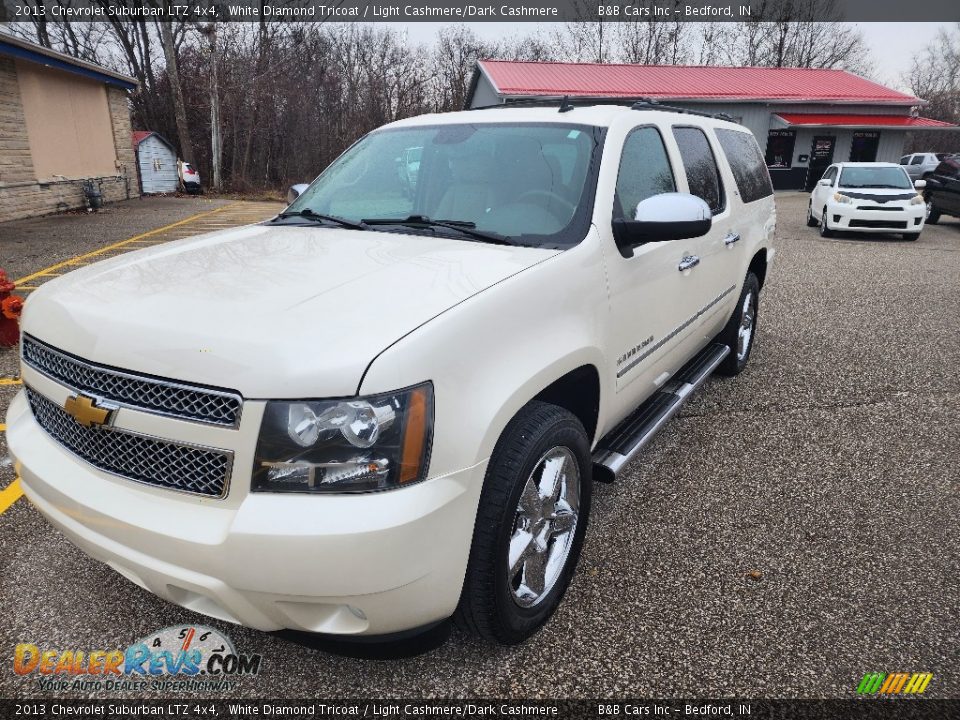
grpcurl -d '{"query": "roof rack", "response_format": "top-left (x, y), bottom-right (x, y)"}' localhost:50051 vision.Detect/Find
top-left (472, 95), bottom-right (737, 123)
top-left (630, 98), bottom-right (737, 122)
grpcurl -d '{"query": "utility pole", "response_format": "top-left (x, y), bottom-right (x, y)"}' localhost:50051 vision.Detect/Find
top-left (207, 21), bottom-right (223, 191)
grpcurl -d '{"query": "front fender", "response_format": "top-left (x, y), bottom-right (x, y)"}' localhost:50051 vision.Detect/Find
top-left (359, 230), bottom-right (611, 480)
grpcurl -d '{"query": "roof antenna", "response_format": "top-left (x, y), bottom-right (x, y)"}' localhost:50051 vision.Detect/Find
top-left (558, 95), bottom-right (574, 113)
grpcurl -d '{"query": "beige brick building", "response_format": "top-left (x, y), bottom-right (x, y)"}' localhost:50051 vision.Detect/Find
top-left (0, 35), bottom-right (140, 223)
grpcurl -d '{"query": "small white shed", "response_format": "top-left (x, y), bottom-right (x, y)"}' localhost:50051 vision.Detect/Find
top-left (132, 131), bottom-right (178, 194)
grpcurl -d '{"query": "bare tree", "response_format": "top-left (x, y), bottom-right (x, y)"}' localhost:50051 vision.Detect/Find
top-left (717, 0), bottom-right (872, 74)
top-left (158, 17), bottom-right (194, 164)
top-left (617, 1), bottom-right (689, 65)
top-left (905, 23), bottom-right (960, 153)
top-left (431, 25), bottom-right (497, 111)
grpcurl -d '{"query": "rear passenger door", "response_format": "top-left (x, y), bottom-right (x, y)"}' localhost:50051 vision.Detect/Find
top-left (670, 125), bottom-right (739, 335)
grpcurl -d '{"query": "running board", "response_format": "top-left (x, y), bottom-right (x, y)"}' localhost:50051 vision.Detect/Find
top-left (592, 343), bottom-right (730, 483)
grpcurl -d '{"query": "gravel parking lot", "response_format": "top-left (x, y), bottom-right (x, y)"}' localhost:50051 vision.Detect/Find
top-left (0, 193), bottom-right (957, 699)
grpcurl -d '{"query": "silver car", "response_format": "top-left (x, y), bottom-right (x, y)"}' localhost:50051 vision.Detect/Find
top-left (900, 153), bottom-right (951, 180)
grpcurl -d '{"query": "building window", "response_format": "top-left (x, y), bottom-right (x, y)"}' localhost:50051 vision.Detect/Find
top-left (765, 129), bottom-right (796, 169)
top-left (849, 131), bottom-right (880, 162)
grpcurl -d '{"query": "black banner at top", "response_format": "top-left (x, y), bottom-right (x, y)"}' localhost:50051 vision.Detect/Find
top-left (2, 0), bottom-right (959, 22)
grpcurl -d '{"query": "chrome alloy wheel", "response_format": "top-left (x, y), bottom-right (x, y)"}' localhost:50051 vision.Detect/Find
top-left (925, 200), bottom-right (933, 220)
top-left (737, 290), bottom-right (756, 362)
top-left (507, 446), bottom-right (580, 608)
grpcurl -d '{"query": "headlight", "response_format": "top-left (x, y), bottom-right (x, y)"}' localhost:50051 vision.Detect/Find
top-left (252, 382), bottom-right (433, 493)
top-left (833, 193), bottom-right (852, 204)
top-left (911, 194), bottom-right (924, 206)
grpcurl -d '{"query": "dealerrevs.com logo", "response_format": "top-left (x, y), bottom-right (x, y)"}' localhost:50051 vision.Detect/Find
top-left (13, 625), bottom-right (262, 693)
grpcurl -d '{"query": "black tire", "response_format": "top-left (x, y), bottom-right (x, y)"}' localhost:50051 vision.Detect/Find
top-left (714, 272), bottom-right (760, 377)
top-left (903, 233), bottom-right (920, 241)
top-left (925, 196), bottom-right (941, 225)
top-left (455, 401), bottom-right (592, 645)
top-left (819, 209), bottom-right (834, 238)
top-left (806, 201), bottom-right (818, 227)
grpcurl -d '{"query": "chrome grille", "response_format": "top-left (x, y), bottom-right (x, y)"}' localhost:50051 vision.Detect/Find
top-left (22, 335), bottom-right (242, 427)
top-left (27, 387), bottom-right (231, 498)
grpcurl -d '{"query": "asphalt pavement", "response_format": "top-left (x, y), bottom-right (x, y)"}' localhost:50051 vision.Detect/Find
top-left (0, 193), bottom-right (957, 699)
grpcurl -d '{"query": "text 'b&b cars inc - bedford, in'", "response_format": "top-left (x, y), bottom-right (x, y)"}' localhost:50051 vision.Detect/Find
top-left (7, 100), bottom-right (775, 647)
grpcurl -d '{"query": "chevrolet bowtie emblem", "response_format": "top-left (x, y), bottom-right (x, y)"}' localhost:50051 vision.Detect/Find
top-left (63, 394), bottom-right (114, 428)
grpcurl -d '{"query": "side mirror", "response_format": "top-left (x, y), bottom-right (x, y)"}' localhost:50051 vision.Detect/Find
top-left (914, 179), bottom-right (927, 189)
top-left (612, 192), bottom-right (712, 257)
top-left (818, 178), bottom-right (832, 187)
top-left (287, 183), bottom-right (310, 205)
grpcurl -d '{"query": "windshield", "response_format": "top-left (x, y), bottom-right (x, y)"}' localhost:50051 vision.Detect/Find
top-left (286, 122), bottom-right (603, 247)
top-left (838, 166), bottom-right (912, 189)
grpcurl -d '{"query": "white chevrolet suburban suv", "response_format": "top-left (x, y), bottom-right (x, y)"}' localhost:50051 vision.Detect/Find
top-left (7, 101), bottom-right (776, 646)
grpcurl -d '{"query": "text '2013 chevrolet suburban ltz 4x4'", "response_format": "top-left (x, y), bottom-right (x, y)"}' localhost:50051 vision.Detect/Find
top-left (7, 102), bottom-right (775, 646)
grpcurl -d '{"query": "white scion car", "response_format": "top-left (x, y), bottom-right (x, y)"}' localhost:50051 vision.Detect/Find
top-left (8, 102), bottom-right (775, 647)
top-left (807, 162), bottom-right (926, 240)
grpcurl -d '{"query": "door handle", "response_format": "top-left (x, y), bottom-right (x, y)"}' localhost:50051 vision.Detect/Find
top-left (678, 255), bottom-right (700, 272)
top-left (724, 232), bottom-right (741, 246)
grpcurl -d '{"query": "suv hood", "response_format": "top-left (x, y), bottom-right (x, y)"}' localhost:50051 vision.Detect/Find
top-left (22, 224), bottom-right (557, 397)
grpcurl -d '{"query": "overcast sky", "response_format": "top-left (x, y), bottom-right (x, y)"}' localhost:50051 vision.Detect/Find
top-left (395, 22), bottom-right (948, 93)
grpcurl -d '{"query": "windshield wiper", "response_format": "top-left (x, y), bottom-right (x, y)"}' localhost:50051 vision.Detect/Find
top-left (273, 208), bottom-right (367, 230)
top-left (361, 215), bottom-right (514, 246)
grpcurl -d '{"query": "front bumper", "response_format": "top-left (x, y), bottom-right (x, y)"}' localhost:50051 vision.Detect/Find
top-left (826, 202), bottom-right (925, 233)
top-left (6, 389), bottom-right (486, 636)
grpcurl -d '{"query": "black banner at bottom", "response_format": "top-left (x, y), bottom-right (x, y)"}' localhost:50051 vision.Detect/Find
top-left (1, 699), bottom-right (959, 720)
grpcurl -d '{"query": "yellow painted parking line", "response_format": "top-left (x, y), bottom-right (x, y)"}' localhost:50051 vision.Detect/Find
top-left (13, 202), bottom-right (241, 286)
top-left (0, 378), bottom-right (22, 385)
top-left (0, 418), bottom-right (24, 515)
top-left (0, 479), bottom-right (23, 515)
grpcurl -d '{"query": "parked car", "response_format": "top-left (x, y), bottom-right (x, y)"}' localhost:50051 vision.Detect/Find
top-left (177, 159), bottom-right (201, 194)
top-left (807, 162), bottom-right (926, 240)
top-left (923, 156), bottom-right (960, 224)
top-left (899, 152), bottom-right (951, 181)
top-left (7, 103), bottom-right (776, 646)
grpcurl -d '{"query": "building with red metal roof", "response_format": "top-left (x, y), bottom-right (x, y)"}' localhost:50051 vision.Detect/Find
top-left (467, 60), bottom-right (956, 190)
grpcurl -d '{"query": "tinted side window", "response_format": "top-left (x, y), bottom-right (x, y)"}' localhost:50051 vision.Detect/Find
top-left (911, 156), bottom-right (924, 165)
top-left (899, 156), bottom-right (910, 165)
top-left (716, 128), bottom-right (773, 204)
top-left (614, 127), bottom-right (676, 219)
top-left (672, 126), bottom-right (724, 213)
